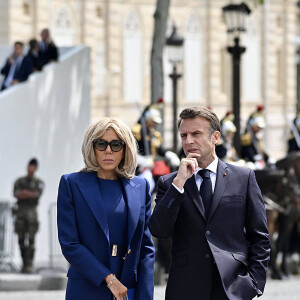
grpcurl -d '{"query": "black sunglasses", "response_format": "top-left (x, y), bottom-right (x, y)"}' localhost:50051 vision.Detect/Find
top-left (93, 139), bottom-right (125, 152)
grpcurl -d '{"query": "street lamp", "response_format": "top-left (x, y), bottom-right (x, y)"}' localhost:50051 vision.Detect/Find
top-left (222, 2), bottom-right (251, 155)
top-left (166, 25), bottom-right (184, 153)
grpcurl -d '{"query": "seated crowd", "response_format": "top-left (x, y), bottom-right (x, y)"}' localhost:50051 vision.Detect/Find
top-left (0, 28), bottom-right (58, 91)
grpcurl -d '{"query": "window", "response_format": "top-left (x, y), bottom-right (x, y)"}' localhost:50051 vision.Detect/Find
top-left (123, 11), bottom-right (143, 103)
top-left (53, 7), bottom-right (74, 46)
top-left (184, 14), bottom-right (202, 102)
top-left (242, 15), bottom-right (261, 102)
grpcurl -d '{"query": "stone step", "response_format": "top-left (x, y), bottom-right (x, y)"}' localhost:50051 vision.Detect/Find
top-left (0, 269), bottom-right (67, 291)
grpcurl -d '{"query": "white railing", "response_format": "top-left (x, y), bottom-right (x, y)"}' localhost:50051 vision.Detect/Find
top-left (0, 45), bottom-right (91, 268)
top-left (0, 201), bottom-right (18, 272)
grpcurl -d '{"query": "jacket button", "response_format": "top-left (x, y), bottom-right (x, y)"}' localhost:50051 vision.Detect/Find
top-left (206, 230), bottom-right (211, 236)
top-left (128, 249), bottom-right (131, 254)
top-left (205, 254), bottom-right (210, 259)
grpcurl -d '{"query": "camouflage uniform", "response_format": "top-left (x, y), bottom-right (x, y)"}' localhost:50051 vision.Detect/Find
top-left (13, 175), bottom-right (44, 271)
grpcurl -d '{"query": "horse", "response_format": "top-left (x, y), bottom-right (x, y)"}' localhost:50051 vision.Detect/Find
top-left (253, 152), bottom-right (300, 279)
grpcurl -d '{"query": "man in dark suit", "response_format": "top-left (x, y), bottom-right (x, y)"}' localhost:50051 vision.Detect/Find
top-left (26, 39), bottom-right (43, 72)
top-left (149, 106), bottom-right (270, 300)
top-left (1, 41), bottom-right (32, 90)
top-left (38, 28), bottom-right (59, 66)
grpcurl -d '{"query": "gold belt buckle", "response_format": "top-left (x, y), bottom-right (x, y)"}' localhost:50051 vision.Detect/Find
top-left (112, 244), bottom-right (118, 257)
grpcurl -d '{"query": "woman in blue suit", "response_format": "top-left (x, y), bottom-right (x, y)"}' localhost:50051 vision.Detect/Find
top-left (57, 118), bottom-right (155, 300)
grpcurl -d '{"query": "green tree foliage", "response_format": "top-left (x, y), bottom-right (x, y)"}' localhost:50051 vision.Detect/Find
top-left (248, 0), bottom-right (264, 6)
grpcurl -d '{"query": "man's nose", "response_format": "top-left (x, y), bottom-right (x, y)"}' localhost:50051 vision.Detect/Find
top-left (185, 134), bottom-right (194, 144)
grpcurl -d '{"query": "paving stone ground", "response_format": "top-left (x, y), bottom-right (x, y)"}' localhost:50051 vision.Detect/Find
top-left (0, 276), bottom-right (299, 299)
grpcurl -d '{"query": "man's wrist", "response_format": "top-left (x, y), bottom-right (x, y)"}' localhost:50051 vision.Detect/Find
top-left (173, 176), bottom-right (186, 190)
top-left (172, 183), bottom-right (184, 194)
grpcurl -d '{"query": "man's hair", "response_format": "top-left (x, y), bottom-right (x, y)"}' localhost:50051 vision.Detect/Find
top-left (14, 41), bottom-right (24, 47)
top-left (29, 39), bottom-right (38, 50)
top-left (41, 28), bottom-right (50, 35)
top-left (28, 158), bottom-right (38, 167)
top-left (81, 118), bottom-right (138, 179)
top-left (178, 106), bottom-right (221, 136)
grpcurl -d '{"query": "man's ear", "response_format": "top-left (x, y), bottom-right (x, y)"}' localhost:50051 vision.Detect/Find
top-left (212, 131), bottom-right (221, 144)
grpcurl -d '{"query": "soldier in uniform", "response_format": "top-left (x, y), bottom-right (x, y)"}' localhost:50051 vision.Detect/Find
top-left (13, 158), bottom-right (44, 273)
top-left (216, 111), bottom-right (239, 162)
top-left (241, 107), bottom-right (272, 169)
top-left (132, 106), bottom-right (165, 159)
top-left (132, 106), bottom-right (180, 192)
top-left (288, 111), bottom-right (300, 153)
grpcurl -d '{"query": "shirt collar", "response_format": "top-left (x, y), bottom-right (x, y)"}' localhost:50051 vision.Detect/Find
top-left (194, 157), bottom-right (218, 177)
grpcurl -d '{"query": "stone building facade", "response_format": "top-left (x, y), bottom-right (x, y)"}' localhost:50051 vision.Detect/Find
top-left (0, 0), bottom-right (299, 158)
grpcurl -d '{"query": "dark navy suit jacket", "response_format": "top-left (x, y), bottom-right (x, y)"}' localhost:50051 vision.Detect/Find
top-left (149, 159), bottom-right (270, 300)
top-left (1, 56), bottom-right (32, 90)
top-left (39, 42), bottom-right (58, 66)
top-left (57, 172), bottom-right (155, 300)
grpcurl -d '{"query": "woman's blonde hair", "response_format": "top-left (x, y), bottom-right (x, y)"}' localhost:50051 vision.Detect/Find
top-left (81, 118), bottom-right (137, 179)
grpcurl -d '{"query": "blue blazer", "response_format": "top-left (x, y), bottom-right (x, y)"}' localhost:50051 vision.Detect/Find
top-left (149, 159), bottom-right (270, 300)
top-left (57, 172), bottom-right (155, 300)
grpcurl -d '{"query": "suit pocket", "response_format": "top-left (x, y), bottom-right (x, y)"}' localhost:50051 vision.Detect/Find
top-left (232, 252), bottom-right (248, 266)
top-left (232, 253), bottom-right (258, 291)
top-left (221, 195), bottom-right (243, 203)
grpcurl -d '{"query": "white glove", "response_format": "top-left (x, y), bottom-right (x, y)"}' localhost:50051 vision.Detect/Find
top-left (267, 157), bottom-right (276, 165)
top-left (267, 157), bottom-right (277, 169)
top-left (253, 154), bottom-right (263, 162)
top-left (137, 154), bottom-right (154, 169)
top-left (165, 151), bottom-right (180, 167)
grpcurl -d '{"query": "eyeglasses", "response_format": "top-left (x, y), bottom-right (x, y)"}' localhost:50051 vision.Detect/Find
top-left (93, 139), bottom-right (125, 152)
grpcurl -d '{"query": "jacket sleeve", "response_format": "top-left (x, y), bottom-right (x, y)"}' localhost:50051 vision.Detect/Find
top-left (1, 59), bottom-right (11, 76)
top-left (149, 175), bottom-right (185, 239)
top-left (245, 169), bottom-right (271, 294)
top-left (57, 175), bottom-right (111, 286)
top-left (49, 43), bottom-right (59, 61)
top-left (135, 179), bottom-right (155, 300)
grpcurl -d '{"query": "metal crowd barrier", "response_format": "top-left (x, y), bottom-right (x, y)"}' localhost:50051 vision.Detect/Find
top-left (0, 201), bottom-right (18, 272)
top-left (48, 202), bottom-right (67, 271)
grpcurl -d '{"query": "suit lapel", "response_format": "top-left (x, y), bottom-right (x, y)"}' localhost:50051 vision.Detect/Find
top-left (207, 160), bottom-right (228, 221)
top-left (185, 176), bottom-right (206, 221)
top-left (121, 178), bottom-right (141, 247)
top-left (75, 172), bottom-right (109, 243)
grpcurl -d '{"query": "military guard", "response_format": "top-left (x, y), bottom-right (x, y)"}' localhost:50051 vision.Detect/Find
top-left (13, 158), bottom-right (44, 273)
top-left (216, 111), bottom-right (239, 162)
top-left (241, 106), bottom-right (274, 169)
top-left (288, 110), bottom-right (300, 153)
top-left (132, 105), bottom-right (165, 159)
top-left (132, 105), bottom-right (180, 192)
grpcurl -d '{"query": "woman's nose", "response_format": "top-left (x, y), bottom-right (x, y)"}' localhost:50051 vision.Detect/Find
top-left (105, 145), bottom-right (113, 153)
